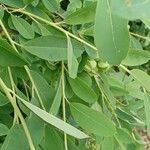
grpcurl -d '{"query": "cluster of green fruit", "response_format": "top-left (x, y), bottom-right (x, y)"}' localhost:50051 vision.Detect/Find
top-left (84, 59), bottom-right (110, 75)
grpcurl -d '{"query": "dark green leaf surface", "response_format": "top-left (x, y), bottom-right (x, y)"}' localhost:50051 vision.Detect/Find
top-left (11, 15), bottom-right (35, 39)
top-left (0, 7), bottom-right (4, 19)
top-left (0, 124), bottom-right (9, 136)
top-left (70, 103), bottom-right (116, 137)
top-left (0, 0), bottom-right (25, 7)
top-left (23, 0), bottom-right (34, 4)
top-left (27, 69), bottom-right (55, 111)
top-left (0, 91), bottom-right (9, 106)
top-left (23, 35), bottom-right (84, 61)
top-left (44, 126), bottom-right (64, 150)
top-left (0, 39), bottom-right (27, 66)
top-left (68, 77), bottom-right (97, 103)
top-left (42, 0), bottom-right (59, 12)
top-left (1, 124), bottom-right (29, 150)
top-left (65, 2), bottom-right (96, 25)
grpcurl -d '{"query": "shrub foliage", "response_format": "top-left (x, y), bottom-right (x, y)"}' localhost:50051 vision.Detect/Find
top-left (0, 0), bottom-right (150, 149)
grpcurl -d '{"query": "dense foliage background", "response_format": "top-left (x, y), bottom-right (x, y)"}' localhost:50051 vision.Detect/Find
top-left (0, 0), bottom-right (150, 149)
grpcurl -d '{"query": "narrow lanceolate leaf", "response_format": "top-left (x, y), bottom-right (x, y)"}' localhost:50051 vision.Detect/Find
top-left (0, 39), bottom-right (28, 66)
top-left (42, 0), bottom-right (59, 12)
top-left (67, 36), bottom-right (79, 79)
top-left (70, 103), bottom-right (116, 137)
top-left (68, 77), bottom-right (97, 103)
top-left (11, 15), bottom-right (35, 39)
top-left (143, 91), bottom-right (150, 135)
top-left (17, 97), bottom-right (89, 139)
top-left (130, 69), bottom-right (150, 93)
top-left (94, 0), bottom-right (130, 65)
top-left (23, 35), bottom-right (84, 61)
top-left (50, 79), bottom-right (62, 115)
top-left (122, 49), bottom-right (150, 66)
top-left (65, 2), bottom-right (97, 25)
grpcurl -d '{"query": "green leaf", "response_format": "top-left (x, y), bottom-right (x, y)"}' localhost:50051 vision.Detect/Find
top-left (0, 0), bottom-right (25, 8)
top-left (115, 128), bottom-right (133, 144)
top-left (44, 126), bottom-right (64, 150)
top-left (27, 113), bottom-right (44, 146)
top-left (17, 97), bottom-right (89, 139)
top-left (26, 6), bottom-right (52, 21)
top-left (1, 124), bottom-right (29, 150)
top-left (23, 0), bottom-right (34, 4)
top-left (27, 69), bottom-right (55, 111)
top-left (122, 49), bottom-right (150, 66)
top-left (0, 91), bottom-right (9, 106)
top-left (112, 0), bottom-right (150, 20)
top-left (70, 103), bottom-right (116, 137)
top-left (98, 74), bottom-right (116, 107)
top-left (142, 18), bottom-right (150, 30)
top-left (65, 2), bottom-right (96, 25)
top-left (101, 137), bottom-right (114, 150)
top-left (0, 39), bottom-right (28, 66)
top-left (11, 15), bottom-right (35, 39)
top-left (116, 108), bottom-right (145, 126)
top-left (67, 35), bottom-right (79, 79)
top-left (49, 79), bottom-right (62, 115)
top-left (23, 35), bottom-right (84, 61)
top-left (143, 92), bottom-right (150, 135)
top-left (68, 77), bottom-right (97, 103)
top-left (94, 0), bottom-right (130, 65)
top-left (130, 69), bottom-right (150, 93)
top-left (0, 124), bottom-right (9, 136)
top-left (42, 0), bottom-right (59, 12)
top-left (0, 7), bottom-right (4, 19)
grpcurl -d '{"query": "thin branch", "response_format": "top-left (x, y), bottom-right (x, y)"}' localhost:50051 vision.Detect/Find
top-left (61, 62), bottom-right (68, 150)
top-left (0, 78), bottom-right (35, 150)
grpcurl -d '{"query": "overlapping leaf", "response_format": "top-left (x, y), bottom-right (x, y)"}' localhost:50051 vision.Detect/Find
top-left (95, 0), bottom-right (130, 64)
top-left (23, 35), bottom-right (84, 61)
top-left (70, 103), bottom-right (116, 137)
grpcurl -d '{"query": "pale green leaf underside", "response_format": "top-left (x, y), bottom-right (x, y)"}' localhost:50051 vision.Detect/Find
top-left (18, 97), bottom-right (89, 139)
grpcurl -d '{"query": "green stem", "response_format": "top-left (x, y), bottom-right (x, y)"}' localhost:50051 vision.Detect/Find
top-left (24, 65), bottom-right (46, 111)
top-left (61, 62), bottom-right (68, 150)
top-left (0, 20), bottom-right (18, 53)
top-left (8, 8), bottom-right (97, 51)
top-left (94, 75), bottom-right (121, 127)
top-left (130, 32), bottom-right (150, 42)
top-left (8, 67), bottom-right (19, 125)
top-left (0, 78), bottom-right (35, 150)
